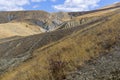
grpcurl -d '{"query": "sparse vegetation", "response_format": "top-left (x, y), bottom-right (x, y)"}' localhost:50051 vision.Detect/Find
top-left (0, 3), bottom-right (119, 80)
top-left (0, 10), bottom-right (120, 80)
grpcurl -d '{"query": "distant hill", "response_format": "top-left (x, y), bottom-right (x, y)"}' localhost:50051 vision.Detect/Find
top-left (0, 11), bottom-right (64, 31)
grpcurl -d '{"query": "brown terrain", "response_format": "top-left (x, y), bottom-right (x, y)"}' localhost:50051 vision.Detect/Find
top-left (0, 2), bottom-right (120, 80)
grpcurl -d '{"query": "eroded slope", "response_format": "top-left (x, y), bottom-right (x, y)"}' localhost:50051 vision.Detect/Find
top-left (0, 9), bottom-right (120, 80)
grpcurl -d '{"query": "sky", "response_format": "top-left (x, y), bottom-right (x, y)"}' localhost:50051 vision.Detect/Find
top-left (0, 0), bottom-right (119, 12)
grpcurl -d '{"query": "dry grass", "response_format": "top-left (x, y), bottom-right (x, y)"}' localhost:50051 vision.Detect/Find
top-left (57, 8), bottom-right (120, 30)
top-left (0, 22), bottom-right (43, 39)
top-left (0, 13), bottom-right (120, 80)
top-left (101, 2), bottom-right (120, 9)
top-left (74, 8), bottom-right (120, 20)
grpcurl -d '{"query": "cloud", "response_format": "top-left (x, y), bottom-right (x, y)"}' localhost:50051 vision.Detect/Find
top-left (0, 0), bottom-right (47, 11)
top-left (31, 0), bottom-right (56, 2)
top-left (33, 5), bottom-right (40, 8)
top-left (0, 0), bottom-right (58, 11)
top-left (31, 0), bottom-right (46, 2)
top-left (53, 0), bottom-right (101, 12)
top-left (0, 0), bottom-right (30, 11)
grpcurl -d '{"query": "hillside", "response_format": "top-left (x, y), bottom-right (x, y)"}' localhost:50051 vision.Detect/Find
top-left (0, 4), bottom-right (119, 32)
top-left (0, 5), bottom-right (119, 40)
top-left (101, 2), bottom-right (120, 9)
top-left (0, 10), bottom-right (120, 80)
top-left (0, 2), bottom-right (120, 80)
top-left (56, 7), bottom-right (119, 30)
top-left (0, 22), bottom-right (45, 40)
top-left (0, 11), bottom-right (63, 31)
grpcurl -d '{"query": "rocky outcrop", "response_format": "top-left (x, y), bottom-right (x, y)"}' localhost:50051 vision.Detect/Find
top-left (57, 16), bottom-right (108, 30)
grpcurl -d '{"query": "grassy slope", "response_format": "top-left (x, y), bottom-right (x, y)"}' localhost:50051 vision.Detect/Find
top-left (101, 2), bottom-right (120, 9)
top-left (0, 22), bottom-right (43, 39)
top-left (0, 10), bottom-right (120, 80)
top-left (57, 8), bottom-right (120, 30)
top-left (76, 8), bottom-right (119, 18)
